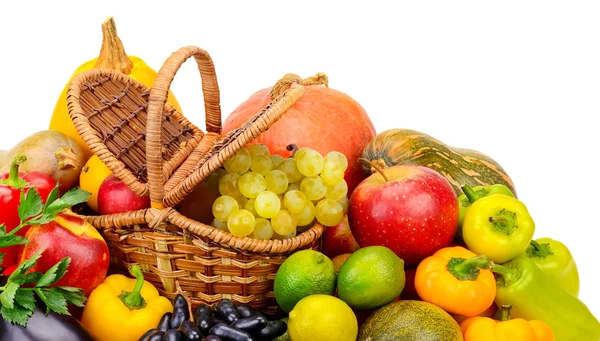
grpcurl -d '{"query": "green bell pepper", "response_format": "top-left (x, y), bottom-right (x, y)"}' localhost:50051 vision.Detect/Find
top-left (526, 237), bottom-right (580, 297)
top-left (455, 184), bottom-right (515, 242)
top-left (462, 194), bottom-right (535, 264)
top-left (492, 255), bottom-right (600, 341)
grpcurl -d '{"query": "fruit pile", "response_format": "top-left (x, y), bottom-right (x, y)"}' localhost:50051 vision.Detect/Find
top-left (0, 15), bottom-right (598, 341)
top-left (210, 145), bottom-right (349, 239)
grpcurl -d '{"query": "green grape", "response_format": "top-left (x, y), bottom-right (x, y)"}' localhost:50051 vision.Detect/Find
top-left (219, 173), bottom-right (242, 197)
top-left (338, 196), bottom-right (349, 213)
top-left (283, 190), bottom-right (307, 214)
top-left (227, 209), bottom-right (255, 237)
top-left (234, 195), bottom-right (248, 209)
top-left (300, 176), bottom-right (328, 201)
top-left (244, 198), bottom-right (259, 217)
top-left (315, 199), bottom-right (344, 227)
top-left (223, 149), bottom-right (252, 174)
top-left (273, 228), bottom-right (297, 240)
top-left (270, 154), bottom-right (285, 168)
top-left (238, 172), bottom-right (267, 198)
top-left (295, 148), bottom-right (324, 177)
top-left (212, 218), bottom-right (229, 232)
top-left (320, 168), bottom-right (345, 186)
top-left (251, 218), bottom-right (274, 240)
top-left (204, 168), bottom-right (227, 193)
top-left (248, 144), bottom-right (270, 158)
top-left (251, 154), bottom-right (274, 176)
top-left (271, 210), bottom-right (297, 235)
top-left (212, 195), bottom-right (239, 221)
top-left (276, 158), bottom-right (303, 183)
top-left (295, 200), bottom-right (316, 226)
top-left (325, 179), bottom-right (348, 201)
top-left (286, 182), bottom-right (300, 193)
top-left (265, 170), bottom-right (289, 194)
top-left (254, 191), bottom-right (281, 218)
top-left (292, 147), bottom-right (311, 159)
top-left (324, 151), bottom-right (348, 172)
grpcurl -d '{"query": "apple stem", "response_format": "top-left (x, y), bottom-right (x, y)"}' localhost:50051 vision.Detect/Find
top-left (286, 144), bottom-right (299, 156)
top-left (118, 264), bottom-right (147, 310)
top-left (358, 158), bottom-right (389, 182)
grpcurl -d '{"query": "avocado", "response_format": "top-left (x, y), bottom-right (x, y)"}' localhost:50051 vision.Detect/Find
top-left (358, 300), bottom-right (463, 341)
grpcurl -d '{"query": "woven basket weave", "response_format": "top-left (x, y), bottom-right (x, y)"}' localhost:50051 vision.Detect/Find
top-left (66, 46), bottom-right (325, 313)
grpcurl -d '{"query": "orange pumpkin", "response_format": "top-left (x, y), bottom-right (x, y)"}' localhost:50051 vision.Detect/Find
top-left (222, 73), bottom-right (376, 194)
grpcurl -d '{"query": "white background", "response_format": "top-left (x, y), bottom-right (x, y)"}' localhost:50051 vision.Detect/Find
top-left (0, 1), bottom-right (598, 317)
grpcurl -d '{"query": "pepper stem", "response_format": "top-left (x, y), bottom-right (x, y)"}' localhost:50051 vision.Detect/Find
top-left (490, 263), bottom-right (516, 286)
top-left (499, 304), bottom-right (513, 321)
top-left (526, 240), bottom-right (554, 258)
top-left (0, 154), bottom-right (29, 189)
top-left (488, 209), bottom-right (517, 235)
top-left (461, 184), bottom-right (485, 204)
top-left (358, 158), bottom-right (389, 182)
top-left (446, 255), bottom-right (494, 281)
top-left (118, 264), bottom-right (147, 310)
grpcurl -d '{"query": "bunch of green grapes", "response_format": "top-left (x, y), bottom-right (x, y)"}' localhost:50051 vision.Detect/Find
top-left (210, 144), bottom-right (349, 240)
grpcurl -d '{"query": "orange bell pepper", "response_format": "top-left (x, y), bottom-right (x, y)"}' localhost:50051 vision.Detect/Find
top-left (460, 304), bottom-right (555, 341)
top-left (415, 246), bottom-right (496, 317)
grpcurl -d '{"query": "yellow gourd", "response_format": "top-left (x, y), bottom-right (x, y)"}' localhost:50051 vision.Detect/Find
top-left (49, 17), bottom-right (183, 160)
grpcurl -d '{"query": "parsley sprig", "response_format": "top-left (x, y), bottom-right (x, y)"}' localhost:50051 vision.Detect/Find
top-left (0, 183), bottom-right (91, 326)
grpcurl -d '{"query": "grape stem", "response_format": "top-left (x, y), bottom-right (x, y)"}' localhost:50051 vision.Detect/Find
top-left (358, 158), bottom-right (389, 182)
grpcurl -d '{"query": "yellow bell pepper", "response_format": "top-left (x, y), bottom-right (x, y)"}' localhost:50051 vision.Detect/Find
top-left (81, 264), bottom-right (173, 341)
top-left (49, 17), bottom-right (183, 160)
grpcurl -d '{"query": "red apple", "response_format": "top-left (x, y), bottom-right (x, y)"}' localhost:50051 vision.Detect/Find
top-left (400, 266), bottom-right (421, 301)
top-left (20, 212), bottom-right (110, 296)
top-left (98, 174), bottom-right (151, 215)
top-left (321, 214), bottom-right (360, 258)
top-left (349, 164), bottom-right (458, 266)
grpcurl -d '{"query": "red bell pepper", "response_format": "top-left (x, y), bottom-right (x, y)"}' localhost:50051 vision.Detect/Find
top-left (0, 154), bottom-right (57, 268)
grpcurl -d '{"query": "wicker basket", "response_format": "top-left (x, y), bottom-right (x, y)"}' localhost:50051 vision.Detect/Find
top-left (66, 46), bottom-right (325, 314)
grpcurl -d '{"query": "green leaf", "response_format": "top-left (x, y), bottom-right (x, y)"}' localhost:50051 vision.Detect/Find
top-left (36, 257), bottom-right (71, 288)
top-left (43, 184), bottom-right (60, 209)
top-left (0, 281), bottom-right (20, 309)
top-left (0, 234), bottom-right (29, 249)
top-left (8, 250), bottom-right (43, 284)
top-left (18, 188), bottom-right (44, 223)
top-left (1, 302), bottom-right (33, 327)
top-left (45, 188), bottom-right (90, 216)
top-left (0, 224), bottom-right (6, 236)
top-left (14, 290), bottom-right (36, 311)
top-left (36, 288), bottom-right (69, 315)
top-left (54, 287), bottom-right (86, 307)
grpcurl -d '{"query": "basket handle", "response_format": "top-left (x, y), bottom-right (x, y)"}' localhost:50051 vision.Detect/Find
top-left (146, 46), bottom-right (221, 208)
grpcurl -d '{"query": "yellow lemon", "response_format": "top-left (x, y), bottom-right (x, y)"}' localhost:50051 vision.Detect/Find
top-left (288, 294), bottom-right (358, 341)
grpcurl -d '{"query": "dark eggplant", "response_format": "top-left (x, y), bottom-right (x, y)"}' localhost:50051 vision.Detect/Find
top-left (235, 304), bottom-right (255, 318)
top-left (139, 329), bottom-right (160, 341)
top-left (171, 295), bottom-right (190, 329)
top-left (205, 336), bottom-right (223, 341)
top-left (214, 300), bottom-right (240, 324)
top-left (209, 323), bottom-right (253, 341)
top-left (179, 320), bottom-right (202, 341)
top-left (147, 330), bottom-right (165, 341)
top-left (193, 304), bottom-right (212, 335)
top-left (158, 312), bottom-right (173, 332)
top-left (256, 320), bottom-right (287, 341)
top-left (0, 303), bottom-right (97, 341)
top-left (162, 329), bottom-right (183, 341)
top-left (231, 315), bottom-right (267, 334)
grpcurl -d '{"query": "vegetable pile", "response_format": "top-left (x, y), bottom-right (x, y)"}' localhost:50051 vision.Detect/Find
top-left (0, 15), bottom-right (598, 341)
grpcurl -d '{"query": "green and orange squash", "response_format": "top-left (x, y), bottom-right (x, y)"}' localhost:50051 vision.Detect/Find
top-left (361, 129), bottom-right (517, 197)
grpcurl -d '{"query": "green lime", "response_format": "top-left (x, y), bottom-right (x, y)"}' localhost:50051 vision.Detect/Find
top-left (274, 250), bottom-right (337, 313)
top-left (337, 246), bottom-right (405, 310)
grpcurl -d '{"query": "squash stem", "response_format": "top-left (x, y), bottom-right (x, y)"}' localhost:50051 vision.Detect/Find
top-left (55, 147), bottom-right (80, 170)
top-left (358, 158), bottom-right (389, 182)
top-left (94, 17), bottom-right (133, 74)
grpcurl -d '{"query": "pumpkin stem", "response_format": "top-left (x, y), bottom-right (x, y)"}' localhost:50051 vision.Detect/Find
top-left (269, 73), bottom-right (329, 99)
top-left (499, 304), bottom-right (513, 321)
top-left (94, 17), bottom-right (133, 75)
top-left (358, 158), bottom-right (389, 182)
top-left (55, 147), bottom-right (80, 170)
